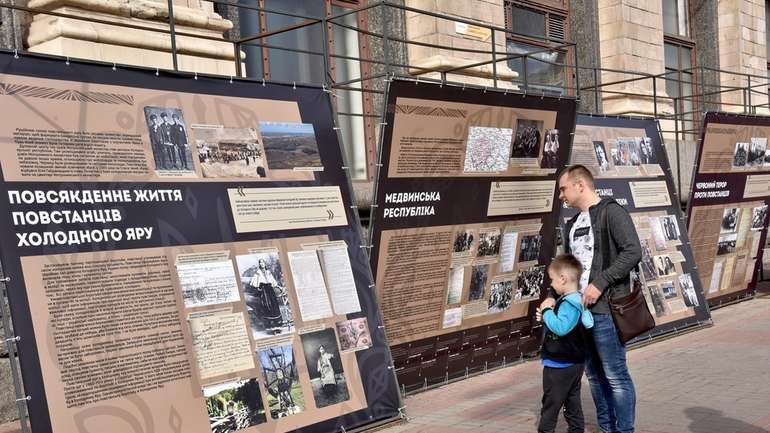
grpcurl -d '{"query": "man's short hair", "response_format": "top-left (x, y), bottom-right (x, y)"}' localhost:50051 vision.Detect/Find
top-left (160, 112), bottom-right (168, 118)
top-left (559, 164), bottom-right (594, 188)
top-left (149, 114), bottom-right (157, 120)
top-left (172, 113), bottom-right (180, 119)
top-left (549, 254), bottom-right (583, 282)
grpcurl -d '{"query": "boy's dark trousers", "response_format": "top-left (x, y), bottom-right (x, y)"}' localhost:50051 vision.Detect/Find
top-left (538, 363), bottom-right (585, 433)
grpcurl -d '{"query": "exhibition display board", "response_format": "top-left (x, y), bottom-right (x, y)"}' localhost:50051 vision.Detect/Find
top-left (369, 79), bottom-right (577, 391)
top-left (0, 52), bottom-right (400, 433)
top-left (687, 112), bottom-right (770, 307)
top-left (566, 115), bottom-right (711, 338)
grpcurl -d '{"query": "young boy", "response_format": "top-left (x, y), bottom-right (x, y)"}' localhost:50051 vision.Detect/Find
top-left (535, 254), bottom-right (594, 433)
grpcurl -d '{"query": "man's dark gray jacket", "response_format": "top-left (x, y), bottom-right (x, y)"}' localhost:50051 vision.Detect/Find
top-left (562, 197), bottom-right (642, 314)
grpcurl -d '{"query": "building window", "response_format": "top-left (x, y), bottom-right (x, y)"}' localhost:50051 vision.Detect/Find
top-left (663, 0), bottom-right (695, 139)
top-left (504, 1), bottom-right (570, 95)
top-left (662, 0), bottom-right (689, 37)
top-left (766, 1), bottom-right (770, 99)
top-left (237, 0), bottom-right (373, 181)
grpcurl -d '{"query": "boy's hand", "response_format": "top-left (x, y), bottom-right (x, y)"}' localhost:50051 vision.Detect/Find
top-left (540, 297), bottom-right (555, 310)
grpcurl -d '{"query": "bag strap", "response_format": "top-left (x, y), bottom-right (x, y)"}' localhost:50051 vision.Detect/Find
top-left (599, 203), bottom-right (616, 302)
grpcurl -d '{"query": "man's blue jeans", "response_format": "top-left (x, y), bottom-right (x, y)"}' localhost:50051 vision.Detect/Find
top-left (585, 313), bottom-right (636, 433)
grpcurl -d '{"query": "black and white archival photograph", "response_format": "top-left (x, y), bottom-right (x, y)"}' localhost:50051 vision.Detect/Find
top-left (258, 345), bottom-right (305, 419)
top-left (235, 251), bottom-right (295, 339)
top-left (678, 273), bottom-right (699, 307)
top-left (194, 126), bottom-right (267, 178)
top-left (610, 146), bottom-right (622, 166)
top-left (144, 106), bottom-right (194, 171)
top-left (515, 265), bottom-right (544, 303)
top-left (655, 254), bottom-right (676, 277)
top-left (733, 142), bottom-right (748, 167)
top-left (639, 240), bottom-right (657, 281)
top-left (751, 205), bottom-right (768, 231)
top-left (511, 119), bottom-right (543, 158)
top-left (717, 233), bottom-right (738, 255)
top-left (259, 121), bottom-right (322, 170)
top-left (593, 140), bottom-right (609, 172)
top-left (649, 216), bottom-right (668, 251)
top-left (765, 148), bottom-right (770, 166)
top-left (614, 138), bottom-right (631, 166)
top-left (542, 129), bottom-right (560, 168)
top-left (519, 234), bottom-right (542, 262)
top-left (477, 228), bottom-right (501, 257)
top-left (659, 215), bottom-right (680, 242)
top-left (626, 137), bottom-right (641, 165)
top-left (639, 137), bottom-right (657, 164)
top-left (646, 285), bottom-right (668, 317)
top-left (487, 279), bottom-right (513, 313)
top-left (463, 126), bottom-right (514, 172)
top-left (721, 208), bottom-right (740, 234)
top-left (453, 229), bottom-right (475, 254)
top-left (446, 266), bottom-right (464, 305)
top-left (660, 280), bottom-right (677, 299)
top-left (749, 138), bottom-right (767, 166)
top-left (468, 264), bottom-right (489, 301)
top-left (204, 378), bottom-right (267, 433)
top-left (300, 328), bottom-right (350, 409)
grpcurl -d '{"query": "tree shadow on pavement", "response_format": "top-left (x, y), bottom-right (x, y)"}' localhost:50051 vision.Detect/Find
top-left (685, 407), bottom-right (769, 433)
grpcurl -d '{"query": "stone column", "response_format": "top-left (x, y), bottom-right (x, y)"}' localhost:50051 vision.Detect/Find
top-left (404, 0), bottom-right (518, 88)
top-left (0, 0), bottom-right (27, 50)
top-left (26, 0), bottom-right (238, 75)
top-left (571, 0), bottom-right (602, 114)
top-left (718, 0), bottom-right (769, 114)
top-left (598, 0), bottom-right (672, 116)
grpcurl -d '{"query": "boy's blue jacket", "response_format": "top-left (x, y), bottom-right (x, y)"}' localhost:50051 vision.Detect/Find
top-left (543, 292), bottom-right (594, 336)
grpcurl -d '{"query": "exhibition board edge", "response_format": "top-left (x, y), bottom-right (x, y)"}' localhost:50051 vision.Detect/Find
top-left (570, 113), bottom-right (713, 345)
top-left (685, 111), bottom-right (770, 309)
top-left (366, 77), bottom-right (579, 394)
top-left (0, 49), bottom-right (403, 433)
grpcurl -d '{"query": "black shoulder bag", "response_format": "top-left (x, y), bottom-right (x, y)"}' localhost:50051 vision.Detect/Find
top-left (600, 206), bottom-right (656, 344)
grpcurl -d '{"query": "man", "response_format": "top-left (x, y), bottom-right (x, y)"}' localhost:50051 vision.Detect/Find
top-left (170, 113), bottom-right (189, 170)
top-left (159, 112), bottom-right (177, 168)
top-left (541, 164), bottom-right (641, 433)
top-left (148, 114), bottom-right (164, 167)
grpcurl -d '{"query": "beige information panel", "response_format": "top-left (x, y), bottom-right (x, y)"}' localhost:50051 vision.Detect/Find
top-left (21, 237), bottom-right (370, 433)
top-left (744, 174), bottom-right (770, 198)
top-left (387, 97), bottom-right (561, 178)
top-left (228, 186), bottom-right (348, 233)
top-left (487, 180), bottom-right (556, 216)
top-left (571, 124), bottom-right (663, 178)
top-left (629, 180), bottom-right (672, 208)
top-left (374, 219), bottom-right (544, 346)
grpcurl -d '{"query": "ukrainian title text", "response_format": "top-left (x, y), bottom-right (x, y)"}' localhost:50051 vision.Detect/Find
top-left (383, 191), bottom-right (440, 218)
top-left (8, 189), bottom-right (183, 246)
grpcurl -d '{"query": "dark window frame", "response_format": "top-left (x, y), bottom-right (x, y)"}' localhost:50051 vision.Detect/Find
top-left (252, 0), bottom-right (375, 181)
top-left (503, 0), bottom-right (572, 93)
top-left (663, 0), bottom-right (697, 139)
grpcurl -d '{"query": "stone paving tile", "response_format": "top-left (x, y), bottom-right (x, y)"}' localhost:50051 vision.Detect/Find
top-left (382, 297), bottom-right (770, 433)
top-left (0, 299), bottom-right (767, 433)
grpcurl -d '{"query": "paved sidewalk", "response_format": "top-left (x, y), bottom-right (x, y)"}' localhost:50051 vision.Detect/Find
top-left (1, 298), bottom-right (768, 433)
top-left (381, 297), bottom-right (770, 433)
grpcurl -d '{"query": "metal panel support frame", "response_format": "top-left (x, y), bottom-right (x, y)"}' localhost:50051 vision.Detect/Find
top-left (1, 273), bottom-right (31, 433)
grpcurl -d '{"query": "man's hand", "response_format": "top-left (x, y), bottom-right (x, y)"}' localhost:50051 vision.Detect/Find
top-left (582, 283), bottom-right (602, 307)
top-left (535, 307), bottom-right (543, 322)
